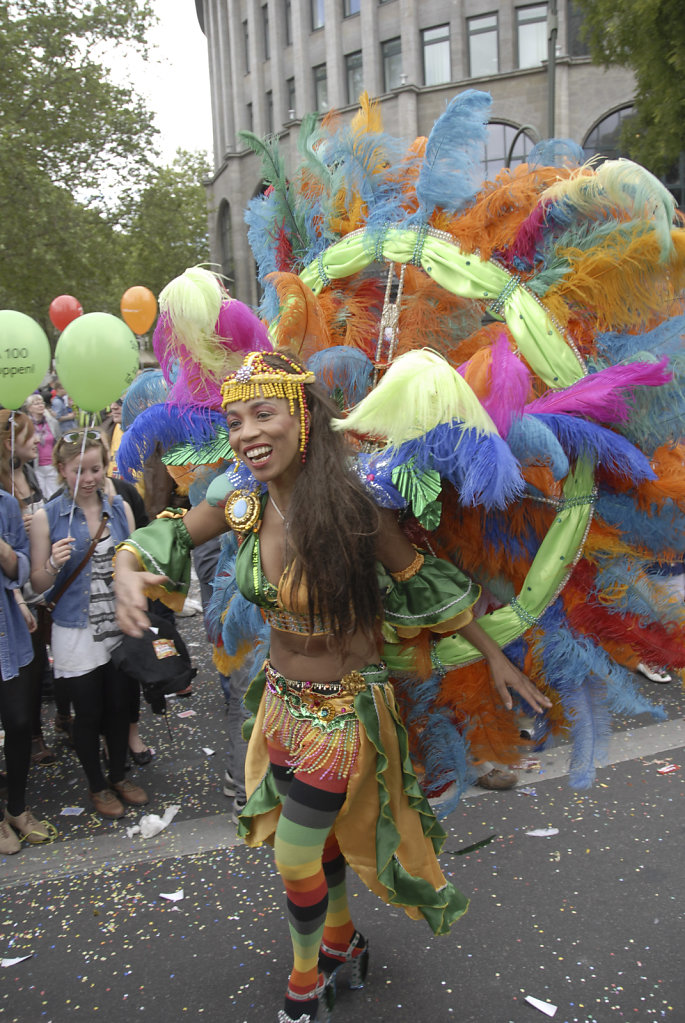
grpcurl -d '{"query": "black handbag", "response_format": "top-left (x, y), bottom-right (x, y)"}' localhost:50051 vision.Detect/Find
top-left (110, 612), bottom-right (197, 713)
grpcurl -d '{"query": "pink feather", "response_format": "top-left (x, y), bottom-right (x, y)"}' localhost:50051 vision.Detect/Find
top-left (525, 359), bottom-right (672, 423)
top-left (482, 334), bottom-right (532, 437)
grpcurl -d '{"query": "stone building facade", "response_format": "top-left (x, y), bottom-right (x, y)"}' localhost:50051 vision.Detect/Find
top-left (194, 0), bottom-right (637, 308)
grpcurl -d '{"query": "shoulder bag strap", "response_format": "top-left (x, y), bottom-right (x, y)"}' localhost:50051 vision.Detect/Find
top-left (45, 513), bottom-right (109, 613)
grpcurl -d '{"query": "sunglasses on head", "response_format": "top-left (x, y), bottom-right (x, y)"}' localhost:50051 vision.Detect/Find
top-left (60, 430), bottom-right (101, 444)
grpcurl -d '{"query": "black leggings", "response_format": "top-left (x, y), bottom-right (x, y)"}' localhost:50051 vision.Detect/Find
top-left (0, 664), bottom-right (33, 816)
top-left (60, 661), bottom-right (131, 791)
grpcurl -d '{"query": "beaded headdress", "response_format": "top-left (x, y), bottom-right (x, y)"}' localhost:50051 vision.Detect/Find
top-left (220, 351), bottom-right (315, 458)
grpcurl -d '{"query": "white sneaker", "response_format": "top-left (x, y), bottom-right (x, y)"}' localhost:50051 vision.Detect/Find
top-left (177, 598), bottom-right (203, 618)
top-left (637, 662), bottom-right (672, 683)
top-left (223, 770), bottom-right (236, 798)
top-left (231, 797), bottom-right (246, 825)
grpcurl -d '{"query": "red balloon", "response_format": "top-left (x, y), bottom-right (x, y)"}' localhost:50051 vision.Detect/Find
top-left (49, 294), bottom-right (83, 332)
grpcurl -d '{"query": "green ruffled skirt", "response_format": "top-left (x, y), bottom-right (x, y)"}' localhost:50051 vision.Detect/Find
top-left (238, 666), bottom-right (469, 936)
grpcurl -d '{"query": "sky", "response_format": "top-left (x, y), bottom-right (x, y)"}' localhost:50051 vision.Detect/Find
top-left (121, 0), bottom-right (214, 164)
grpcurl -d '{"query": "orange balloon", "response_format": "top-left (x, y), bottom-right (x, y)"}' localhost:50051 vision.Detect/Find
top-left (120, 286), bottom-right (157, 335)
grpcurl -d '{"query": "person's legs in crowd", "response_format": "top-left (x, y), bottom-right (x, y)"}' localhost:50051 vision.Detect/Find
top-left (126, 673), bottom-right (152, 765)
top-left (0, 664), bottom-right (53, 851)
top-left (27, 629), bottom-right (56, 766)
top-left (103, 661), bottom-right (148, 807)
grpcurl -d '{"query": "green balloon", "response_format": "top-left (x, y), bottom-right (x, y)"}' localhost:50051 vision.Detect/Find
top-left (55, 313), bottom-right (139, 413)
top-left (0, 311), bottom-right (51, 410)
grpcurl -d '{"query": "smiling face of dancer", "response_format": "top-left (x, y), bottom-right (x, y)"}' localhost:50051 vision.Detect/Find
top-left (224, 393), bottom-right (304, 494)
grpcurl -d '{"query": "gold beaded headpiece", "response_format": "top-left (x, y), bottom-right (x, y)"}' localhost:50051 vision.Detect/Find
top-left (220, 351), bottom-right (315, 458)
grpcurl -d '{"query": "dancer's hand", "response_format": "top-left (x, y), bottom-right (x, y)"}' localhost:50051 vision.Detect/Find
top-left (485, 647), bottom-right (552, 714)
top-left (114, 556), bottom-right (168, 637)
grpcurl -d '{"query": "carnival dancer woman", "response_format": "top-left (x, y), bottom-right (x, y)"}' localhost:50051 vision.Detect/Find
top-left (114, 350), bottom-right (551, 1023)
top-left (30, 431), bottom-right (149, 820)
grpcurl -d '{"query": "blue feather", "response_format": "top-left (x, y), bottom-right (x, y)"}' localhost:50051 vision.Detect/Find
top-left (532, 413), bottom-right (655, 481)
top-left (528, 138), bottom-right (585, 168)
top-left (595, 493), bottom-right (685, 557)
top-left (307, 347), bottom-right (374, 406)
top-left (382, 422), bottom-right (524, 509)
top-left (121, 370), bottom-right (168, 429)
top-left (595, 314), bottom-right (685, 364)
top-left (413, 90), bottom-right (492, 221)
top-left (533, 602), bottom-right (666, 787)
top-left (116, 405), bottom-right (226, 480)
top-left (506, 415), bottom-right (569, 479)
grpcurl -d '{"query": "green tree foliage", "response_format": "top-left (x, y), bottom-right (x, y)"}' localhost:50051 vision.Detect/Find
top-left (575, 0), bottom-right (685, 174)
top-left (116, 150), bottom-right (212, 305)
top-left (0, 0), bottom-right (157, 197)
top-left (0, 1), bottom-right (211, 345)
top-left (0, 0), bottom-right (155, 329)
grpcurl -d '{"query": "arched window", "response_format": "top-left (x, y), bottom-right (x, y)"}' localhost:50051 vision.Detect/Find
top-left (484, 122), bottom-right (536, 179)
top-left (583, 105), bottom-right (634, 161)
top-left (218, 200), bottom-right (235, 290)
top-left (584, 105), bottom-right (682, 208)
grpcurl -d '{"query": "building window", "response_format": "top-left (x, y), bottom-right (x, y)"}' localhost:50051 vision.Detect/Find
top-left (344, 0), bottom-right (360, 15)
top-left (583, 106), bottom-right (633, 161)
top-left (219, 201), bottom-right (235, 289)
top-left (382, 37), bottom-right (402, 92)
top-left (483, 122), bottom-right (535, 179)
top-left (468, 13), bottom-right (498, 77)
top-left (285, 0), bottom-right (292, 45)
top-left (243, 19), bottom-right (250, 73)
top-left (246, 102), bottom-right (253, 132)
top-left (311, 0), bottom-right (325, 30)
top-left (567, 0), bottom-right (590, 57)
top-left (313, 63), bottom-right (328, 112)
top-left (266, 90), bottom-right (273, 133)
top-left (286, 77), bottom-right (296, 117)
top-left (262, 5), bottom-right (270, 60)
top-left (422, 25), bottom-right (450, 86)
top-left (517, 4), bottom-right (548, 69)
top-left (345, 50), bottom-right (363, 104)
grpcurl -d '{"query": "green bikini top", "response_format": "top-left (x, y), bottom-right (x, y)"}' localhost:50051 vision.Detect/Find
top-left (234, 500), bottom-right (328, 636)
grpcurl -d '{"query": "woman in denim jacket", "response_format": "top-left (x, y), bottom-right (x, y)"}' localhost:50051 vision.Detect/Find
top-left (30, 431), bottom-right (149, 820)
top-left (0, 489), bottom-right (54, 853)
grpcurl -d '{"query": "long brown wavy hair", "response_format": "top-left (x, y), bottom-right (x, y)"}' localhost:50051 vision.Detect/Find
top-left (264, 352), bottom-right (382, 643)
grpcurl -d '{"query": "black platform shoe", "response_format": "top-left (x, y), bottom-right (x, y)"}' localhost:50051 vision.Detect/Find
top-left (318, 930), bottom-right (369, 990)
top-left (277, 971), bottom-right (335, 1023)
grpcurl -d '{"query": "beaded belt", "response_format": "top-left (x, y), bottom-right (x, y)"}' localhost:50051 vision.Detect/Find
top-left (264, 661), bottom-right (386, 700)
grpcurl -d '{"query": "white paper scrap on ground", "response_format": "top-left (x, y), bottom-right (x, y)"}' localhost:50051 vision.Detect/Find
top-left (60, 806), bottom-right (84, 816)
top-left (160, 889), bottom-right (184, 902)
top-left (525, 994), bottom-right (557, 1016)
top-left (202, 747), bottom-right (215, 756)
top-left (525, 828), bottom-right (559, 838)
top-left (126, 804), bottom-right (180, 839)
top-left (2, 955), bottom-right (32, 967)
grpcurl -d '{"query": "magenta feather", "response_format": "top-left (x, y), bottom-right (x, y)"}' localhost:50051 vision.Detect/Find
top-left (506, 203), bottom-right (548, 268)
top-left (154, 299), bottom-right (271, 410)
top-left (481, 334), bottom-right (533, 437)
top-left (525, 359), bottom-right (672, 423)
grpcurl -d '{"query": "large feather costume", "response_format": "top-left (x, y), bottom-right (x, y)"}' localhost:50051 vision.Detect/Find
top-left (120, 90), bottom-right (685, 811)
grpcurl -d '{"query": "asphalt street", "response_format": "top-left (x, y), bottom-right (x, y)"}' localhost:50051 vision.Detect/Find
top-left (1, 604), bottom-right (683, 1023)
